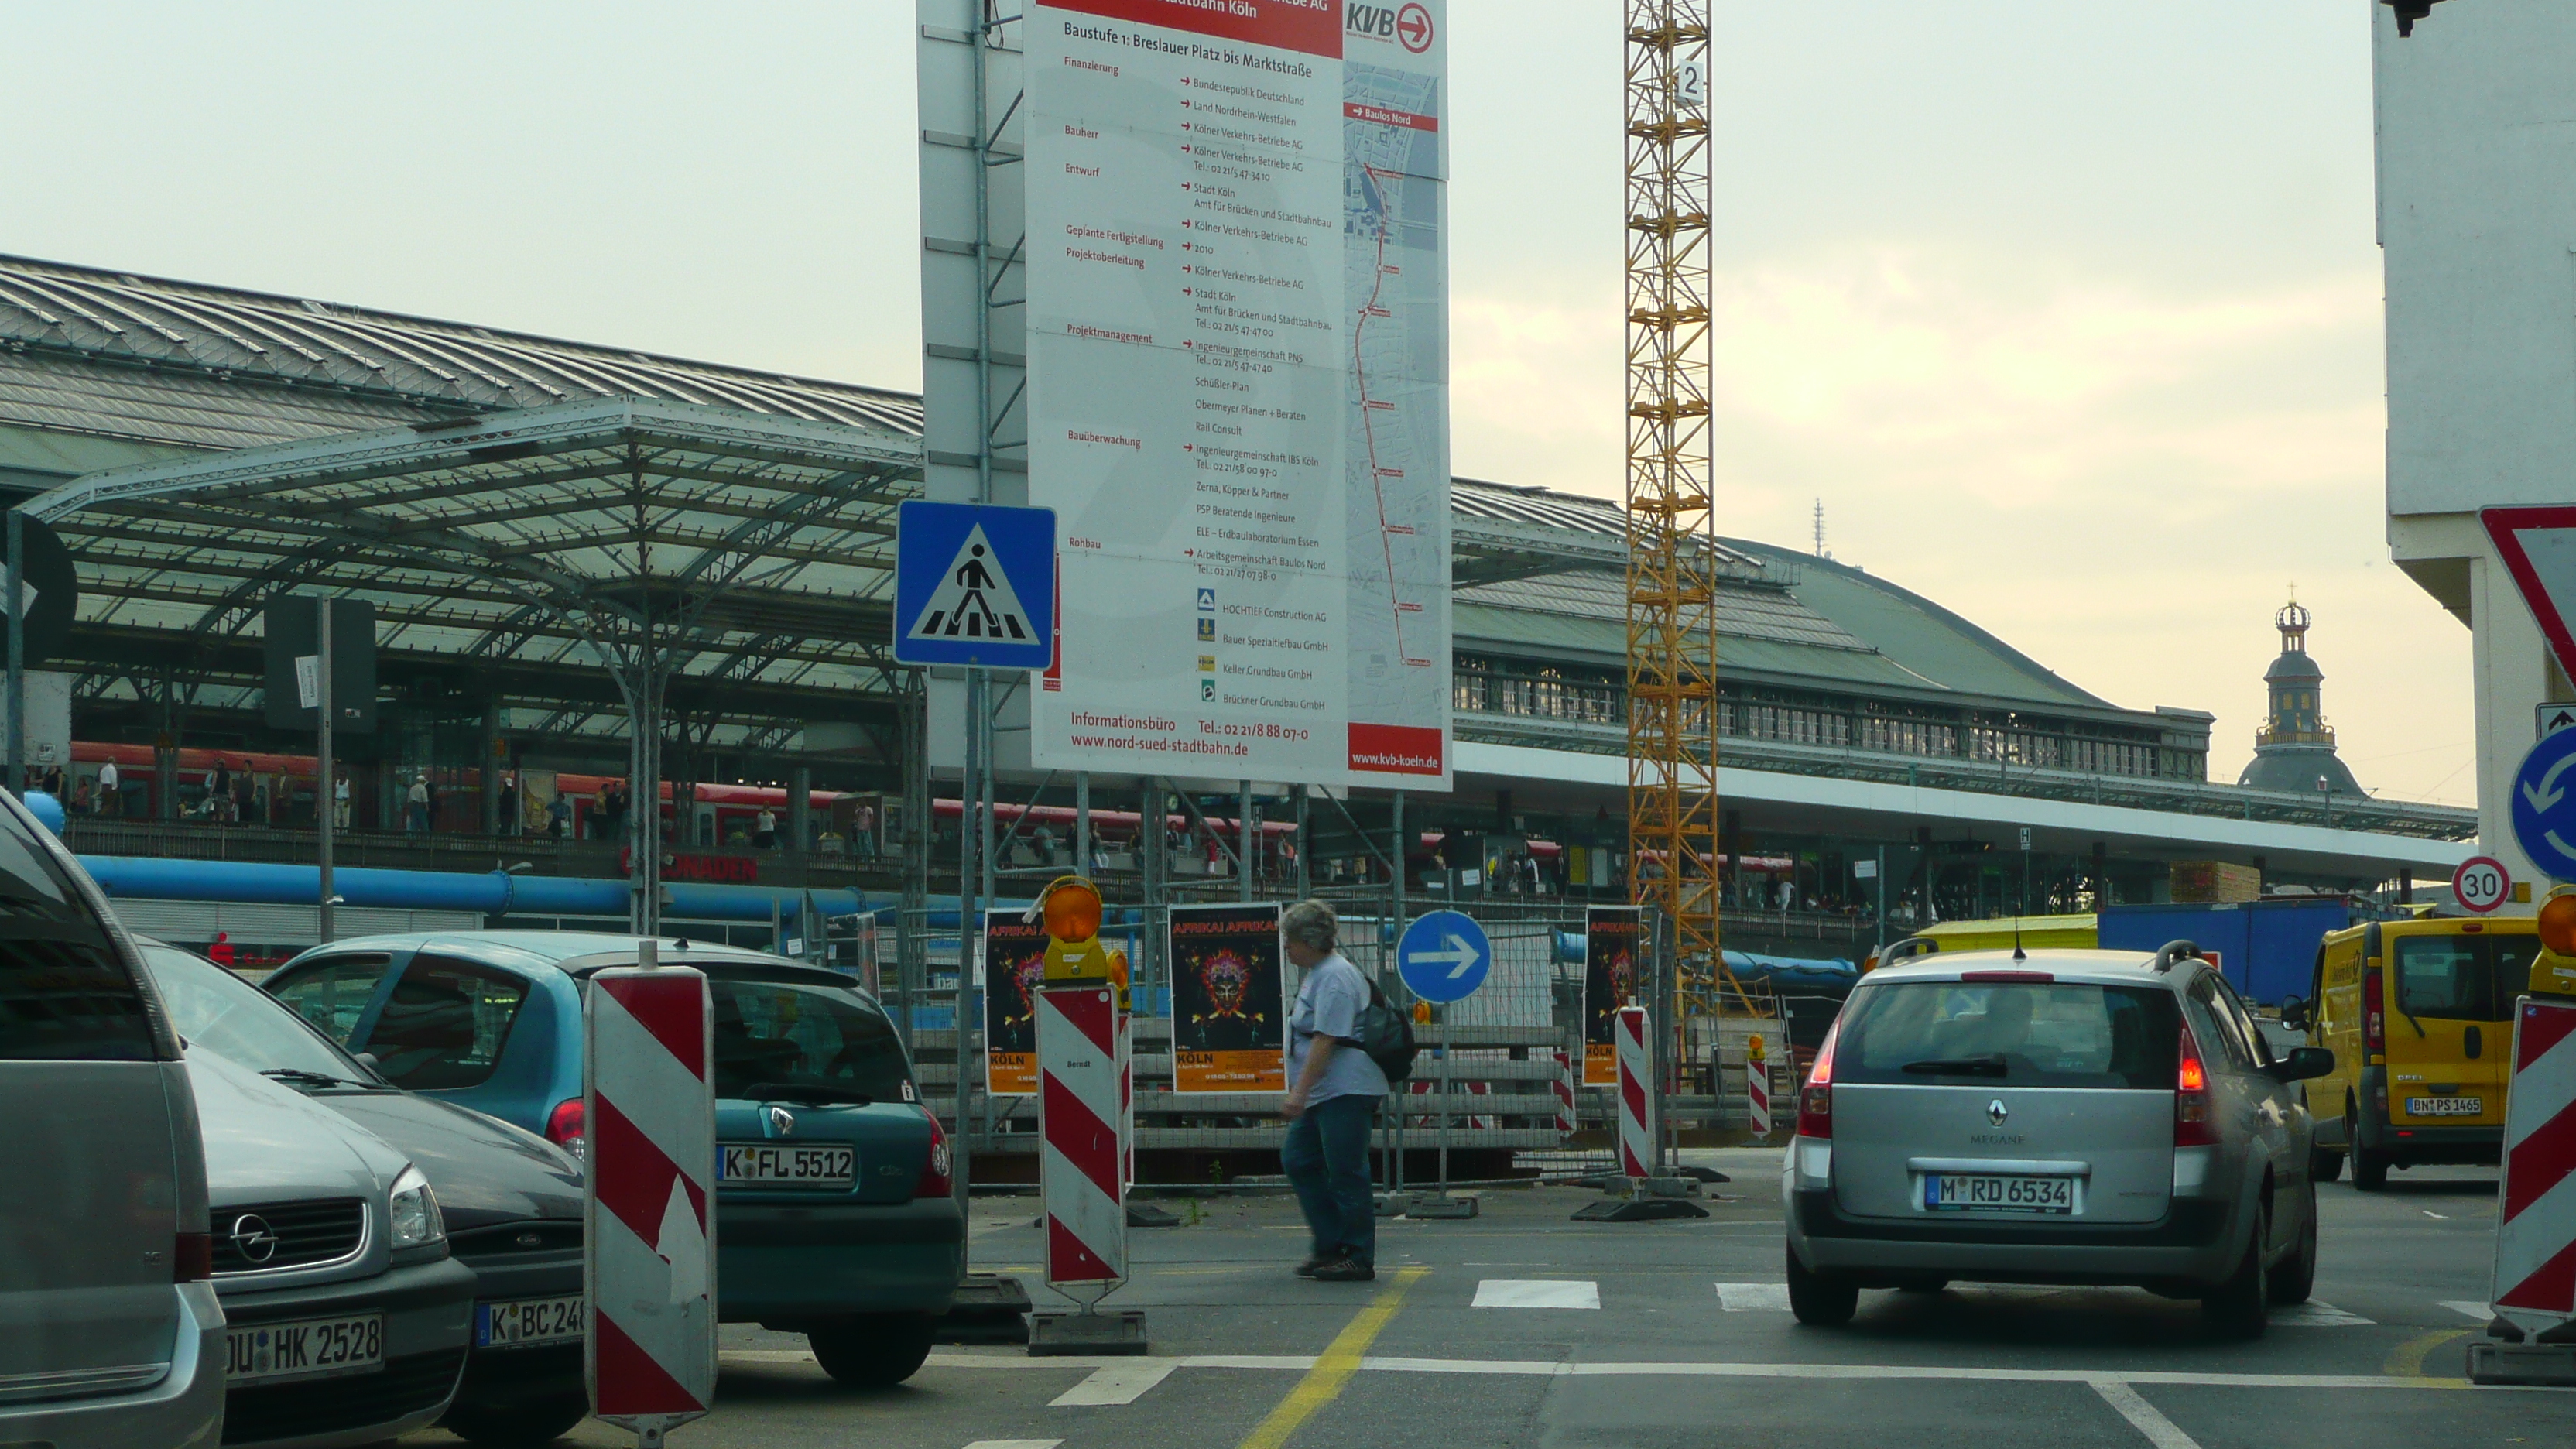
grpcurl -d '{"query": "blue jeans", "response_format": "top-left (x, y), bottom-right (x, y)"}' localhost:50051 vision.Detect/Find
top-left (1282, 1093), bottom-right (1380, 1267)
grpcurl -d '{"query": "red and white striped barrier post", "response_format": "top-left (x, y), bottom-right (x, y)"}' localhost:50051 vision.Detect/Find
top-left (584, 944), bottom-right (716, 1447)
top-left (1553, 1048), bottom-right (1577, 1141)
top-left (2492, 997), bottom-right (2576, 1340)
top-left (1745, 1033), bottom-right (1773, 1140)
top-left (1616, 1005), bottom-right (1653, 1181)
top-left (1029, 981), bottom-right (1146, 1354)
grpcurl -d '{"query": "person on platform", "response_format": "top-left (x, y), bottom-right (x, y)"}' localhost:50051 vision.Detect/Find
top-left (853, 800), bottom-right (876, 858)
top-left (498, 772), bottom-right (519, 835)
top-left (96, 757), bottom-right (118, 816)
top-left (407, 772), bottom-right (431, 833)
top-left (755, 804), bottom-right (778, 851)
top-left (333, 769), bottom-right (351, 829)
top-left (1277, 898), bottom-right (1388, 1283)
top-left (548, 793), bottom-right (570, 839)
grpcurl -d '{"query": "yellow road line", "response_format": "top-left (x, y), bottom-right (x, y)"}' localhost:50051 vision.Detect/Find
top-left (1235, 1268), bottom-right (1430, 1449)
top-left (2384, 1328), bottom-right (2471, 1385)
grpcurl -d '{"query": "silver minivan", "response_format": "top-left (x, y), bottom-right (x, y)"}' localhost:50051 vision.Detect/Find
top-left (0, 791), bottom-right (226, 1449)
top-left (1784, 944), bottom-right (2334, 1337)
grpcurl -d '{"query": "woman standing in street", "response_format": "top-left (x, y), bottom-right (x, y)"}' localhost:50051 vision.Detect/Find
top-left (1278, 899), bottom-right (1387, 1283)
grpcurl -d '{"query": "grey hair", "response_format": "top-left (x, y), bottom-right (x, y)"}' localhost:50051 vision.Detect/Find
top-left (1280, 899), bottom-right (1339, 954)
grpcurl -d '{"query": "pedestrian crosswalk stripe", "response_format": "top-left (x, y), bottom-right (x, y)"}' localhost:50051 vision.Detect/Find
top-left (1714, 1282), bottom-right (1790, 1312)
top-left (1473, 1279), bottom-right (1599, 1309)
top-left (1051, 1362), bottom-right (1177, 1406)
top-left (907, 522), bottom-right (1036, 643)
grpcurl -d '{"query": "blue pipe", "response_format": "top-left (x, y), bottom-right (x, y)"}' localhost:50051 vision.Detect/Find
top-left (81, 855), bottom-right (875, 925)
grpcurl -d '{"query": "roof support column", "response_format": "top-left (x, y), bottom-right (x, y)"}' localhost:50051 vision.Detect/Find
top-left (481, 696), bottom-right (502, 836)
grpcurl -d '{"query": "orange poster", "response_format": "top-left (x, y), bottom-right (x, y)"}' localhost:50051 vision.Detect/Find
top-left (1168, 903), bottom-right (1286, 1093)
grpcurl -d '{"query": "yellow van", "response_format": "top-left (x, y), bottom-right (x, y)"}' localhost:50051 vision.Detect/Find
top-left (1872, 914), bottom-right (2096, 970)
top-left (2289, 916), bottom-right (2537, 1190)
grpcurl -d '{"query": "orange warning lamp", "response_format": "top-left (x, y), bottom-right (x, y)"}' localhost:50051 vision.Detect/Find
top-left (1033, 875), bottom-right (1116, 985)
top-left (2535, 888), bottom-right (2576, 999)
top-left (1746, 1033), bottom-right (1766, 1065)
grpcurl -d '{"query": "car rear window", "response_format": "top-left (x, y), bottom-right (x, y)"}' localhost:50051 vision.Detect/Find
top-left (370, 955), bottom-right (529, 1090)
top-left (1835, 979), bottom-right (2181, 1089)
top-left (705, 968), bottom-right (912, 1105)
top-left (2394, 935), bottom-right (2535, 1023)
top-left (0, 808), bottom-right (156, 1062)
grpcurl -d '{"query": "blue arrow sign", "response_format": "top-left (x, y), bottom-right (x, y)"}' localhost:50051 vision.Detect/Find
top-left (2510, 728), bottom-right (2576, 883)
top-left (1398, 909), bottom-right (1490, 1004)
top-left (892, 500), bottom-right (1056, 669)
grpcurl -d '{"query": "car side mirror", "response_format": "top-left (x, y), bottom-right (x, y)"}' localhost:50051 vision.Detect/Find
top-left (2269, 1046), bottom-right (2333, 1084)
top-left (2279, 996), bottom-right (2308, 1031)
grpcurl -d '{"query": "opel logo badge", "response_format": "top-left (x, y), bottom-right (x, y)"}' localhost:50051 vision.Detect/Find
top-left (766, 1105), bottom-right (796, 1139)
top-left (1988, 1099), bottom-right (2009, 1126)
top-left (230, 1214), bottom-right (280, 1264)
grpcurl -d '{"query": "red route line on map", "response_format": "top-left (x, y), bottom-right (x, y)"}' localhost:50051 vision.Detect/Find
top-left (1351, 163), bottom-right (1430, 670)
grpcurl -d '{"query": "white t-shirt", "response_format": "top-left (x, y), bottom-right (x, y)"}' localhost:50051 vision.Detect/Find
top-left (98, 761), bottom-right (118, 789)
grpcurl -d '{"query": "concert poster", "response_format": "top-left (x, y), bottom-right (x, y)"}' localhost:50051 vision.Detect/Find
top-left (1167, 903), bottom-right (1287, 1093)
top-left (1582, 906), bottom-right (1641, 1087)
top-left (982, 915), bottom-right (1048, 1096)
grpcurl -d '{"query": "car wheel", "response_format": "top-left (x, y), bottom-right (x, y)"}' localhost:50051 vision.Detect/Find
top-left (1785, 1242), bottom-right (1858, 1327)
top-left (2308, 1145), bottom-right (2344, 1184)
top-left (2201, 1204), bottom-right (2271, 1339)
top-left (810, 1314), bottom-right (937, 1387)
top-left (440, 1393), bottom-right (588, 1447)
top-left (2266, 1184), bottom-right (2317, 1307)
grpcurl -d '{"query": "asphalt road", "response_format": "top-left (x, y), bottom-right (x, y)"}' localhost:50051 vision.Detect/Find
top-left (405, 1151), bottom-right (2562, 1449)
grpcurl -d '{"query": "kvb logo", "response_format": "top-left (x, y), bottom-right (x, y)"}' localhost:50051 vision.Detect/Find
top-left (1348, 2), bottom-right (1434, 53)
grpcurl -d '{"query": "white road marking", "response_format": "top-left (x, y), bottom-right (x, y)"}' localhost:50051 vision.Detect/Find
top-left (732, 1349), bottom-right (2572, 1392)
top-left (1050, 1361), bottom-right (1179, 1406)
top-left (2443, 1300), bottom-right (2496, 1321)
top-left (2091, 1381), bottom-right (2202, 1449)
top-left (2271, 1300), bottom-right (2374, 1327)
top-left (1714, 1282), bottom-right (1790, 1312)
top-left (963, 1441), bottom-right (1064, 1449)
top-left (1474, 1279), bottom-right (1601, 1310)
top-left (2425, 1210), bottom-right (2451, 1220)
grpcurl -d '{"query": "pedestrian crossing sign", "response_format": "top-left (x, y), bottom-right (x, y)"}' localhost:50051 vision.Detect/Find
top-left (893, 500), bottom-right (1056, 669)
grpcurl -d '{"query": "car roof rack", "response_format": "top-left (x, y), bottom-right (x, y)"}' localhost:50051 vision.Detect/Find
top-left (2150, 940), bottom-right (2201, 973)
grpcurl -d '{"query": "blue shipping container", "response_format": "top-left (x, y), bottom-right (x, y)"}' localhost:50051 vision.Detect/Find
top-left (2096, 899), bottom-right (2353, 1007)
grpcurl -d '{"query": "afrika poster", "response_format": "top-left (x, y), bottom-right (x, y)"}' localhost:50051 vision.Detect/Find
top-left (1168, 903), bottom-right (1287, 1094)
top-left (983, 915), bottom-right (1049, 1096)
top-left (1582, 906), bottom-right (1641, 1087)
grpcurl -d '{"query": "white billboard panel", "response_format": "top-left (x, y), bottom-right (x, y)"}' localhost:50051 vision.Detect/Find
top-left (1023, 0), bottom-right (1449, 789)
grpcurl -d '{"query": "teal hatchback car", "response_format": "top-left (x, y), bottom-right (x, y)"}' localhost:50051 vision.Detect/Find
top-left (259, 933), bottom-right (961, 1385)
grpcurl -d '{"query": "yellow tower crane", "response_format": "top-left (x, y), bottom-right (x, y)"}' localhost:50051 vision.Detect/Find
top-left (1625, 1), bottom-right (1751, 1025)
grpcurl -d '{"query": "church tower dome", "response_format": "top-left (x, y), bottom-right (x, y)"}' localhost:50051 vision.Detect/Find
top-left (2236, 595), bottom-right (2363, 796)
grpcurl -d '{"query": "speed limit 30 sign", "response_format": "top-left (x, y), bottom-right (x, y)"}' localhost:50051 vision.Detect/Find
top-left (2455, 855), bottom-right (2513, 914)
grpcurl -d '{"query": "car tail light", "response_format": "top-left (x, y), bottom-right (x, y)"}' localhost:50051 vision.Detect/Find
top-left (1797, 1016), bottom-right (1843, 1140)
top-left (2362, 967), bottom-right (2385, 1053)
top-left (915, 1110), bottom-right (954, 1199)
top-left (174, 1231), bottom-right (212, 1283)
top-left (2175, 1016), bottom-right (2218, 1148)
top-left (546, 1098), bottom-right (587, 1162)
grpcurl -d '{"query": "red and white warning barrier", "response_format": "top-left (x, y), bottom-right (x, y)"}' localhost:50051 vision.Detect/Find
top-left (1747, 1054), bottom-right (1773, 1138)
top-left (2493, 996), bottom-right (2576, 1338)
top-left (1616, 1005), bottom-right (1653, 1180)
top-left (1553, 1049), bottom-right (1577, 1140)
top-left (1039, 982), bottom-right (1128, 1298)
top-left (584, 957), bottom-right (716, 1437)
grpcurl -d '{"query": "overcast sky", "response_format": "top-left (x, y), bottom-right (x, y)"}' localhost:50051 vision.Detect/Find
top-left (0, 1), bottom-right (2470, 803)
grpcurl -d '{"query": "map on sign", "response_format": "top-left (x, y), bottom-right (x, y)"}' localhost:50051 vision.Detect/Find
top-left (1342, 60), bottom-right (1450, 755)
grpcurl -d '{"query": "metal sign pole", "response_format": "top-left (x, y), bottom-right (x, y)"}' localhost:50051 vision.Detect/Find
top-left (954, 665), bottom-right (984, 1215)
top-left (317, 598), bottom-right (336, 944)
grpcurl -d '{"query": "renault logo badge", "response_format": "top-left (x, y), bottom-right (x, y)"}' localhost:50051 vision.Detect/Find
top-left (1988, 1099), bottom-right (2009, 1126)
top-left (766, 1105), bottom-right (796, 1139)
top-left (229, 1214), bottom-right (280, 1264)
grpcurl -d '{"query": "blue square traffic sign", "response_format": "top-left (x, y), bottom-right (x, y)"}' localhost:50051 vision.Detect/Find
top-left (892, 500), bottom-right (1056, 669)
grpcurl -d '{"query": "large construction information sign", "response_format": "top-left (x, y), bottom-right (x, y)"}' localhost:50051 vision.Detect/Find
top-left (1025, 0), bottom-right (1450, 787)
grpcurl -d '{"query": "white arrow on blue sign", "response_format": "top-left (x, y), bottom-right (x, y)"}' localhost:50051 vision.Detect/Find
top-left (2510, 727), bottom-right (2576, 882)
top-left (1397, 909), bottom-right (1490, 1005)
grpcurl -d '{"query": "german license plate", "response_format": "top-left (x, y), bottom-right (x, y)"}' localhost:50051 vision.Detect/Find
top-left (225, 1312), bottom-right (382, 1383)
top-left (2406, 1095), bottom-right (2484, 1117)
top-left (1924, 1173), bottom-right (2076, 1214)
top-left (476, 1294), bottom-right (584, 1349)
top-left (719, 1142), bottom-right (855, 1187)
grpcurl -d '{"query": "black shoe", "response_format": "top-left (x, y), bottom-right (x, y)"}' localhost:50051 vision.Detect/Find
top-left (1311, 1256), bottom-right (1375, 1282)
top-left (1294, 1256), bottom-right (1327, 1278)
